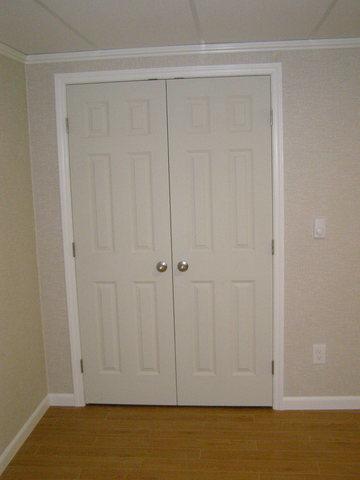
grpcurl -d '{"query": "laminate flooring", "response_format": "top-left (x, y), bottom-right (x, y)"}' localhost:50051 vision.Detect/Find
top-left (2, 406), bottom-right (360, 479)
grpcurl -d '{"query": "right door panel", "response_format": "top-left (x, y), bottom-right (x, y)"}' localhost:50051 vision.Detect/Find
top-left (167, 76), bottom-right (273, 405)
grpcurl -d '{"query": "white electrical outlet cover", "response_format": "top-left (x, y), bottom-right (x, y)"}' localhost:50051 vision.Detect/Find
top-left (313, 218), bottom-right (326, 239)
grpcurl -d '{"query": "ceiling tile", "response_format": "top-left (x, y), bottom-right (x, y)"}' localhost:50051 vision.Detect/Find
top-left (312, 0), bottom-right (360, 38)
top-left (40, 0), bottom-right (200, 49)
top-left (0, 0), bottom-right (93, 54)
top-left (194, 0), bottom-right (334, 43)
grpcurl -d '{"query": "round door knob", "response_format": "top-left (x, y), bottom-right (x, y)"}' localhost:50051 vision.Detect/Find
top-left (177, 260), bottom-right (189, 272)
top-left (156, 261), bottom-right (167, 272)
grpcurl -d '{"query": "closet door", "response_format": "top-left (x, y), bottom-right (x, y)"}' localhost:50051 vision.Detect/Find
top-left (67, 81), bottom-right (176, 404)
top-left (167, 77), bottom-right (273, 405)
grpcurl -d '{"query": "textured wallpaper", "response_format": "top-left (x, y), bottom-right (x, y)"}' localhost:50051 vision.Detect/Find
top-left (26, 48), bottom-right (360, 396)
top-left (0, 54), bottom-right (47, 455)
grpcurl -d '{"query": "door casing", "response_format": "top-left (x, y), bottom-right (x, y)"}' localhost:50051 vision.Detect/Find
top-left (54, 63), bottom-right (285, 409)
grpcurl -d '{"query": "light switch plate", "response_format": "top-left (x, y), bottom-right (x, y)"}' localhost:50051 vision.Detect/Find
top-left (314, 218), bottom-right (326, 239)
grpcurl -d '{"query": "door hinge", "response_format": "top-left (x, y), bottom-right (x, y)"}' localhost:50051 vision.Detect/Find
top-left (270, 109), bottom-right (273, 127)
top-left (271, 239), bottom-right (275, 255)
top-left (65, 117), bottom-right (69, 134)
top-left (80, 359), bottom-right (84, 373)
top-left (72, 242), bottom-right (76, 258)
top-left (271, 360), bottom-right (274, 375)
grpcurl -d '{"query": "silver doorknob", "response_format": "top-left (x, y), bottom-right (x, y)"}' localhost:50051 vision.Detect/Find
top-left (156, 261), bottom-right (167, 272)
top-left (177, 260), bottom-right (189, 272)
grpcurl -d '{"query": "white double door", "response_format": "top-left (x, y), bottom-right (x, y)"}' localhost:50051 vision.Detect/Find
top-left (67, 76), bottom-right (273, 406)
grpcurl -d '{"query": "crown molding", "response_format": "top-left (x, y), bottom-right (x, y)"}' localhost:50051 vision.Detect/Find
top-left (26, 37), bottom-right (360, 64)
top-left (0, 42), bottom-right (26, 63)
top-left (1, 37), bottom-right (359, 65)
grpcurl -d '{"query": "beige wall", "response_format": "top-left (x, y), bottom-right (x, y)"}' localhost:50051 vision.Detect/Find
top-left (0, 54), bottom-right (47, 455)
top-left (26, 47), bottom-right (360, 397)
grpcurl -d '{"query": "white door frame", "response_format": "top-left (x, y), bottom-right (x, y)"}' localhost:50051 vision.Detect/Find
top-left (54, 63), bottom-right (285, 409)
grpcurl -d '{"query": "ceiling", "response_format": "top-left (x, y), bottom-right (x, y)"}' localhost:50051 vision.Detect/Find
top-left (0, 0), bottom-right (359, 55)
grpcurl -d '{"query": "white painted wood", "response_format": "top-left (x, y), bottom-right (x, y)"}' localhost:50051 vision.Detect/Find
top-left (0, 396), bottom-right (49, 475)
top-left (167, 76), bottom-right (273, 406)
top-left (55, 64), bottom-right (283, 85)
top-left (269, 65), bottom-right (285, 411)
top-left (67, 81), bottom-right (177, 404)
top-left (282, 396), bottom-right (360, 410)
top-left (48, 393), bottom-right (75, 406)
top-left (0, 41), bottom-right (26, 63)
top-left (55, 63), bottom-right (284, 409)
top-left (27, 38), bottom-right (360, 64)
top-left (55, 75), bottom-right (86, 406)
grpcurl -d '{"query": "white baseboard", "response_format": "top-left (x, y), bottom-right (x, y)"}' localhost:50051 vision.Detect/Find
top-left (281, 396), bottom-right (360, 410)
top-left (0, 396), bottom-right (49, 475)
top-left (48, 393), bottom-right (75, 406)
top-left (48, 393), bottom-right (360, 410)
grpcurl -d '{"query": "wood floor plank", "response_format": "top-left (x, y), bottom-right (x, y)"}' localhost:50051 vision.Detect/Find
top-left (79, 466), bottom-right (139, 479)
top-left (10, 452), bottom-right (143, 470)
top-left (33, 443), bottom-right (201, 460)
top-left (318, 462), bottom-right (360, 475)
top-left (129, 472), bottom-right (260, 480)
top-left (1, 465), bottom-right (81, 480)
top-left (140, 457), bottom-right (319, 474)
top-left (24, 432), bottom-right (97, 448)
top-left (259, 475), bottom-right (360, 480)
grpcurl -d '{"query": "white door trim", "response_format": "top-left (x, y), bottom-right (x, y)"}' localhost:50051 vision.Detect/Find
top-left (54, 63), bottom-right (285, 408)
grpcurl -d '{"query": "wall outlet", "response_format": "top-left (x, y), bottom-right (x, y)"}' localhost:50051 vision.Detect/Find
top-left (313, 218), bottom-right (326, 239)
top-left (313, 344), bottom-right (326, 364)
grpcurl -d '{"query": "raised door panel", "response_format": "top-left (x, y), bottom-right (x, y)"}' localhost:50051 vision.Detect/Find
top-left (232, 281), bottom-right (255, 374)
top-left (95, 282), bottom-right (121, 372)
top-left (191, 151), bottom-right (213, 250)
top-left (134, 282), bottom-right (160, 374)
top-left (89, 154), bottom-right (115, 252)
top-left (130, 152), bottom-right (155, 251)
top-left (193, 281), bottom-right (216, 375)
top-left (230, 149), bottom-right (254, 249)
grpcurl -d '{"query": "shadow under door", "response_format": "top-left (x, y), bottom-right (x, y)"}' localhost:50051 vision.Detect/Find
top-left (67, 76), bottom-right (273, 406)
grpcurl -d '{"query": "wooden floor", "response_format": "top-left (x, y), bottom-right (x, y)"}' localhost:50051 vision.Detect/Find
top-left (2, 406), bottom-right (360, 479)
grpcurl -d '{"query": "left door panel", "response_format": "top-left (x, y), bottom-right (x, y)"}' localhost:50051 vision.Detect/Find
top-left (67, 81), bottom-right (177, 404)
